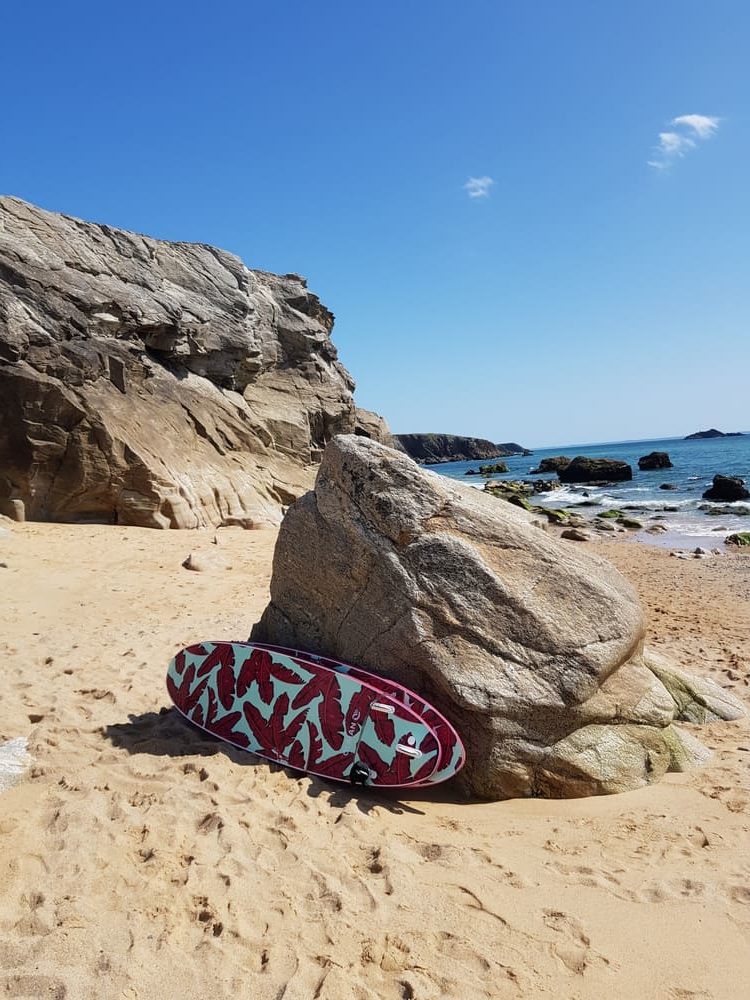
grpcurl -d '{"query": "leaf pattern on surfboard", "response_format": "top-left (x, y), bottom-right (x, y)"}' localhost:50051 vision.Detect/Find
top-left (212, 711), bottom-right (248, 747)
top-left (173, 650), bottom-right (186, 677)
top-left (270, 693), bottom-right (307, 756)
top-left (167, 662), bottom-right (207, 714)
top-left (166, 666), bottom-right (186, 708)
top-left (292, 670), bottom-right (344, 750)
top-left (301, 722), bottom-right (350, 777)
top-left (196, 643), bottom-right (234, 679)
top-left (372, 708), bottom-right (396, 747)
top-left (185, 643), bottom-right (209, 658)
top-left (191, 700), bottom-right (205, 727)
top-left (287, 739), bottom-right (305, 770)
top-left (344, 686), bottom-right (375, 738)
top-left (243, 701), bottom-right (273, 753)
top-left (360, 740), bottom-right (413, 785)
top-left (217, 656), bottom-right (236, 711)
top-left (236, 647), bottom-right (306, 703)
top-left (166, 641), bottom-right (464, 787)
top-left (305, 719), bottom-right (323, 769)
top-left (185, 676), bottom-right (209, 713)
top-left (205, 685), bottom-right (219, 726)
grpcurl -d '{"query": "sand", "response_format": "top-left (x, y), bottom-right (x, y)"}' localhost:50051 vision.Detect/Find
top-left (0, 520), bottom-right (749, 999)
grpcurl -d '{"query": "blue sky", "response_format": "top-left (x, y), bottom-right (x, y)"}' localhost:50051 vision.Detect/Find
top-left (2, 1), bottom-right (748, 447)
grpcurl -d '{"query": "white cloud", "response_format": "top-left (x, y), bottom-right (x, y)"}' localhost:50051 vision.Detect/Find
top-left (464, 176), bottom-right (494, 198)
top-left (672, 114), bottom-right (720, 139)
top-left (648, 114), bottom-right (721, 169)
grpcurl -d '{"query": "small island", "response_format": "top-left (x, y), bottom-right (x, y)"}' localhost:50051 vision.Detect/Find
top-left (684, 428), bottom-right (744, 440)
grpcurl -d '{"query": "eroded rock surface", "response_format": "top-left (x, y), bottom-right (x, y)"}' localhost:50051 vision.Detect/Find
top-left (0, 197), bottom-right (384, 528)
top-left (252, 436), bottom-right (743, 798)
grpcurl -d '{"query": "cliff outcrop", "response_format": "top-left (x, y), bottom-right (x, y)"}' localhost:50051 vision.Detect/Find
top-left (0, 197), bottom-right (385, 527)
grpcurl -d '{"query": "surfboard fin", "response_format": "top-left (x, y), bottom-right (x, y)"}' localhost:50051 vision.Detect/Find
top-left (350, 761), bottom-right (371, 786)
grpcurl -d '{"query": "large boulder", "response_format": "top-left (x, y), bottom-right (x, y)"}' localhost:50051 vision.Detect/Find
top-left (702, 475), bottom-right (750, 502)
top-left (0, 197), bottom-right (388, 528)
top-left (559, 456), bottom-right (633, 483)
top-left (252, 436), bottom-right (737, 798)
top-left (529, 455), bottom-right (571, 474)
top-left (638, 451), bottom-right (672, 470)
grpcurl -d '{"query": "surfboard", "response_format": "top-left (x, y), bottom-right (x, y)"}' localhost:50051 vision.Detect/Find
top-left (166, 642), bottom-right (465, 788)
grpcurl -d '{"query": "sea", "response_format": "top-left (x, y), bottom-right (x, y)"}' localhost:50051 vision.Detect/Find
top-left (428, 434), bottom-right (750, 548)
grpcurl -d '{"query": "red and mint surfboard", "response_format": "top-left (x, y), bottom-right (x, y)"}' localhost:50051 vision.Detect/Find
top-left (166, 642), bottom-right (464, 788)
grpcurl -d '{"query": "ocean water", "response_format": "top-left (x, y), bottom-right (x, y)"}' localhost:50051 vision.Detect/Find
top-left (428, 434), bottom-right (750, 546)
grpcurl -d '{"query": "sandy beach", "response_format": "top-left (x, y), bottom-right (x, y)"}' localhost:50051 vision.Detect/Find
top-left (1, 520), bottom-right (748, 999)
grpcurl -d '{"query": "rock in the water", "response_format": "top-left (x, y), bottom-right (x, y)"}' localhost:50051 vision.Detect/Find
top-left (659, 483), bottom-right (678, 490)
top-left (252, 435), bottom-right (719, 799)
top-left (638, 451), bottom-right (672, 470)
top-left (559, 457), bottom-right (633, 483)
top-left (529, 456), bottom-right (571, 475)
top-left (644, 651), bottom-right (746, 724)
top-left (725, 532), bottom-right (750, 547)
top-left (0, 197), bottom-right (388, 528)
top-left (700, 503), bottom-right (750, 516)
top-left (702, 475), bottom-right (750, 502)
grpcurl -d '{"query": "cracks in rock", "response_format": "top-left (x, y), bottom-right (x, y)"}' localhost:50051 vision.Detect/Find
top-left (176, 400), bottom-right (229, 456)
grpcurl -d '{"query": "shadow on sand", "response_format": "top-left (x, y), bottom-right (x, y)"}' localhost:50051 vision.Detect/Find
top-left (104, 707), bottom-right (470, 816)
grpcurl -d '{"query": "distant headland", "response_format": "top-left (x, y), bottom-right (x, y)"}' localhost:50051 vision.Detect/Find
top-left (395, 433), bottom-right (530, 465)
top-left (684, 428), bottom-right (744, 440)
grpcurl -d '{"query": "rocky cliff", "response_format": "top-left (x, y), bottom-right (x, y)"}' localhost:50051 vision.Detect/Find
top-left (395, 434), bottom-right (526, 465)
top-left (0, 197), bottom-right (390, 527)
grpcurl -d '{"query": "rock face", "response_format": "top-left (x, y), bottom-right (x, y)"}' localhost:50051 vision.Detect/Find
top-left (394, 434), bottom-right (525, 465)
top-left (529, 456), bottom-right (571, 474)
top-left (638, 451), bottom-right (672, 470)
top-left (702, 475), bottom-right (750, 502)
top-left (644, 651), bottom-right (745, 724)
top-left (559, 456), bottom-right (633, 483)
top-left (0, 196), bottom-right (383, 528)
top-left (353, 408), bottom-right (395, 446)
top-left (252, 436), bottom-right (737, 798)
